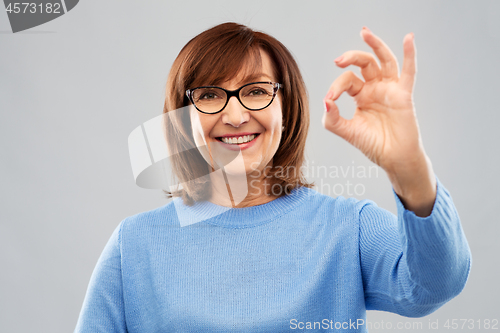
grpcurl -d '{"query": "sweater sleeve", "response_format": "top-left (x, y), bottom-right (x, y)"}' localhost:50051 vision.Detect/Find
top-left (359, 176), bottom-right (472, 317)
top-left (74, 222), bottom-right (128, 332)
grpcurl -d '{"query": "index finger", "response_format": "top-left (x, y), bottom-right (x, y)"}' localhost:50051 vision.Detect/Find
top-left (361, 27), bottom-right (399, 79)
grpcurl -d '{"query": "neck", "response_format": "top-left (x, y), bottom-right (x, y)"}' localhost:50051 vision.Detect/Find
top-left (208, 168), bottom-right (278, 208)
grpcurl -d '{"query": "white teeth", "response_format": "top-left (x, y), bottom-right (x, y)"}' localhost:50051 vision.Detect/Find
top-left (221, 134), bottom-right (256, 144)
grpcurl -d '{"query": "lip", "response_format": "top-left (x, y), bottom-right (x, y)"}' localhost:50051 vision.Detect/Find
top-left (215, 133), bottom-right (261, 151)
top-left (217, 132), bottom-right (259, 138)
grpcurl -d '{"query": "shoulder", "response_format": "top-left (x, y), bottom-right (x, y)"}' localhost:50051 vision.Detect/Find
top-left (119, 200), bottom-right (180, 234)
top-left (291, 186), bottom-right (377, 223)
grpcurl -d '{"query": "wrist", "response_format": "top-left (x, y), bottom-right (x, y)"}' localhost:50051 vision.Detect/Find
top-left (385, 152), bottom-right (437, 217)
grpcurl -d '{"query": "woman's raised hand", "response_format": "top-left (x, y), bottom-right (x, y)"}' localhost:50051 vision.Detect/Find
top-left (323, 27), bottom-right (436, 217)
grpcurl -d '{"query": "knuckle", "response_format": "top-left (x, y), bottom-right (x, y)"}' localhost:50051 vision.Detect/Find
top-left (368, 53), bottom-right (378, 63)
top-left (342, 71), bottom-right (356, 79)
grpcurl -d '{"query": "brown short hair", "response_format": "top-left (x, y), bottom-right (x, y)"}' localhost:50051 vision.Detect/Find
top-left (163, 22), bottom-right (313, 205)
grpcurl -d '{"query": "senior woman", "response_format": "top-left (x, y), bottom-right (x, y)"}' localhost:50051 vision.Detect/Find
top-left (75, 23), bottom-right (471, 332)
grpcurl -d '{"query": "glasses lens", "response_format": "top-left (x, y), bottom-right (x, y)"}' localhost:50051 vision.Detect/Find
top-left (192, 87), bottom-right (227, 113)
top-left (240, 83), bottom-right (275, 110)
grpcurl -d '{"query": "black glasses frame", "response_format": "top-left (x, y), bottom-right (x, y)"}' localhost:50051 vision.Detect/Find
top-left (185, 81), bottom-right (282, 115)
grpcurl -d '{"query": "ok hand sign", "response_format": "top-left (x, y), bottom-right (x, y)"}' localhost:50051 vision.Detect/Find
top-left (323, 27), bottom-right (436, 217)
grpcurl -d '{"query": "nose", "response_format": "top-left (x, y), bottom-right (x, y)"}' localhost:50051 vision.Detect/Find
top-left (221, 96), bottom-right (250, 127)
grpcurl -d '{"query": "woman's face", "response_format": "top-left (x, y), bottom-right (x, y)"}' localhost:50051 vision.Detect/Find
top-left (190, 49), bottom-right (283, 179)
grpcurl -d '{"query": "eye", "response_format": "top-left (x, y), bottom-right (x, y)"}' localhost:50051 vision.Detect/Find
top-left (195, 89), bottom-right (223, 101)
top-left (247, 88), bottom-right (268, 96)
top-left (200, 92), bottom-right (219, 100)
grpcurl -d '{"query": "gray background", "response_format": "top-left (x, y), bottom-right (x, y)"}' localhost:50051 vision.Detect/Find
top-left (1, 0), bottom-right (499, 332)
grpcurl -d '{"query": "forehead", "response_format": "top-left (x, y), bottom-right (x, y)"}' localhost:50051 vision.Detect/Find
top-left (229, 49), bottom-right (276, 85)
top-left (193, 48), bottom-right (277, 88)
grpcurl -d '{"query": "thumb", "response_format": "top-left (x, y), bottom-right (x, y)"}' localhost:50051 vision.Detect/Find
top-left (322, 98), bottom-right (351, 141)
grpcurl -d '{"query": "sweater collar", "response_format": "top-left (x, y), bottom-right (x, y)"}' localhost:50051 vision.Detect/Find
top-left (172, 186), bottom-right (311, 228)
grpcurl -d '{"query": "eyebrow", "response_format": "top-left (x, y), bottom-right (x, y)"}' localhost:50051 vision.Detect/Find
top-left (238, 73), bottom-right (274, 84)
top-left (199, 73), bottom-right (275, 89)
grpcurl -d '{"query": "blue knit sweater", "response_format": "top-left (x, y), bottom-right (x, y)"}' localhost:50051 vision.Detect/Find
top-left (75, 177), bottom-right (471, 332)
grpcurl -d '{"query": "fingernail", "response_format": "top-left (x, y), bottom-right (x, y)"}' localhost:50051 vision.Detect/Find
top-left (362, 26), bottom-right (371, 32)
top-left (334, 56), bottom-right (343, 63)
top-left (326, 91), bottom-right (333, 99)
top-left (324, 99), bottom-right (330, 112)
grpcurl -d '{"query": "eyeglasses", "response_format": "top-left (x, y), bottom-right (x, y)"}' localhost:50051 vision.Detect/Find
top-left (185, 81), bottom-right (282, 114)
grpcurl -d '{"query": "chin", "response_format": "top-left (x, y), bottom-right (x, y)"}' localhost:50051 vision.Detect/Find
top-left (221, 161), bottom-right (255, 176)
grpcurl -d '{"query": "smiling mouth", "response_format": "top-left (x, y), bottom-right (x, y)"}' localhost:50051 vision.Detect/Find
top-left (216, 134), bottom-right (260, 145)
